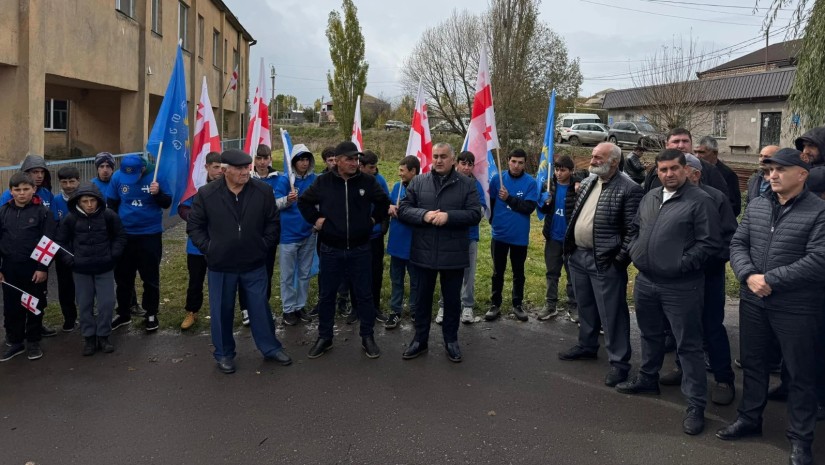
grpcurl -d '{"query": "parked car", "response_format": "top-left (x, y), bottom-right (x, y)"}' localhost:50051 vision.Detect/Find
top-left (384, 120), bottom-right (410, 131)
top-left (431, 120), bottom-right (460, 134)
top-left (555, 113), bottom-right (602, 141)
top-left (559, 123), bottom-right (609, 146)
top-left (607, 121), bottom-right (665, 149)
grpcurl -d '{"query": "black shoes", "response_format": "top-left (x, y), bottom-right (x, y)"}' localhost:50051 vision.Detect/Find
top-left (767, 383), bottom-right (788, 402)
top-left (0, 343), bottom-right (25, 362)
top-left (345, 311), bottom-right (358, 325)
top-left (296, 308), bottom-right (311, 322)
top-left (62, 321), bottom-right (77, 332)
top-left (402, 340), bottom-right (428, 360)
top-left (265, 349), bottom-right (293, 366)
top-left (616, 374), bottom-right (661, 395)
top-left (711, 382), bottom-right (736, 406)
top-left (308, 338), bottom-right (333, 359)
top-left (683, 406), bottom-right (705, 435)
top-left (789, 442), bottom-right (813, 465)
top-left (282, 311), bottom-right (299, 326)
top-left (217, 357), bottom-right (236, 374)
top-left (659, 367), bottom-right (683, 386)
top-left (82, 337), bottom-right (97, 356)
top-left (111, 315), bottom-right (131, 330)
top-left (558, 345), bottom-right (598, 361)
top-left (484, 305), bottom-right (501, 321)
top-left (715, 418), bottom-right (762, 440)
top-left (374, 312), bottom-right (388, 323)
top-left (41, 325), bottom-right (57, 338)
top-left (512, 305), bottom-right (528, 322)
top-left (361, 336), bottom-right (380, 359)
top-left (145, 315), bottom-right (159, 332)
top-left (604, 366), bottom-right (629, 387)
top-left (27, 342), bottom-right (43, 360)
top-left (98, 337), bottom-right (114, 354)
top-left (385, 313), bottom-right (400, 329)
top-left (445, 341), bottom-right (462, 363)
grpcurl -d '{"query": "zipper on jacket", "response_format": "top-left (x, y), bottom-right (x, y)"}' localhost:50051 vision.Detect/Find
top-left (236, 194), bottom-right (242, 239)
top-left (344, 179), bottom-right (350, 250)
top-left (762, 201), bottom-right (794, 271)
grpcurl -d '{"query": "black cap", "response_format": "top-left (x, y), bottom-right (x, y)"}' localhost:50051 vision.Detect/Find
top-left (762, 147), bottom-right (810, 171)
top-left (220, 149), bottom-right (252, 167)
top-left (334, 141), bottom-right (362, 158)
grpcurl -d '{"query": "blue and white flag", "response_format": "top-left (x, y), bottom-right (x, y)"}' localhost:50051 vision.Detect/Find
top-left (147, 45), bottom-right (189, 216)
top-left (280, 128), bottom-right (293, 185)
top-left (536, 90), bottom-right (556, 221)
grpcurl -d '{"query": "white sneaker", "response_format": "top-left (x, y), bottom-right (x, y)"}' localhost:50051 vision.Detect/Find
top-left (461, 307), bottom-right (475, 324)
top-left (435, 307), bottom-right (444, 325)
top-left (241, 309), bottom-right (250, 326)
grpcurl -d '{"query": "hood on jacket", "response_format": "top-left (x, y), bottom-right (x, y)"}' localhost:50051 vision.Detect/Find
top-left (19, 154), bottom-right (52, 190)
top-left (290, 144), bottom-right (316, 176)
top-left (68, 183), bottom-right (106, 214)
top-left (794, 126), bottom-right (825, 166)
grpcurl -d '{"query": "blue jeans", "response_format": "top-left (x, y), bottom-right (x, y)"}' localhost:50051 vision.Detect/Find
top-left (389, 256), bottom-right (418, 316)
top-left (208, 266), bottom-right (283, 361)
top-left (317, 243), bottom-right (375, 340)
top-left (279, 234), bottom-right (317, 313)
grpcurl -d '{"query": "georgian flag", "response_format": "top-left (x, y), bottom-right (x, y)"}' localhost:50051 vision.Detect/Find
top-left (21, 293), bottom-right (41, 315)
top-left (243, 58), bottom-right (271, 154)
top-left (31, 235), bottom-right (60, 266)
top-left (182, 76), bottom-right (221, 203)
top-left (351, 95), bottom-right (363, 152)
top-left (466, 44), bottom-right (500, 215)
top-left (405, 80), bottom-right (433, 173)
top-left (229, 65), bottom-right (239, 91)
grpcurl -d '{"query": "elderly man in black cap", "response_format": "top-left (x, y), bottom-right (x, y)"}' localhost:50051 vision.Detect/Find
top-left (298, 141), bottom-right (391, 359)
top-left (717, 147), bottom-right (825, 465)
top-left (187, 149), bottom-right (291, 374)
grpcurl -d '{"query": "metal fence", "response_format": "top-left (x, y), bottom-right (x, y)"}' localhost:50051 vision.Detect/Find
top-left (0, 139), bottom-right (244, 194)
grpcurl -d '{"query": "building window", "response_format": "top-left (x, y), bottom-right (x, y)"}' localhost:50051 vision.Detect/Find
top-left (116, 0), bottom-right (134, 17)
top-left (45, 99), bottom-right (69, 131)
top-left (233, 48), bottom-right (239, 70)
top-left (213, 30), bottom-right (221, 68)
top-left (713, 110), bottom-right (728, 137)
top-left (151, 0), bottom-right (162, 34)
top-left (198, 15), bottom-right (204, 58)
top-left (178, 2), bottom-right (189, 50)
top-left (223, 39), bottom-right (228, 72)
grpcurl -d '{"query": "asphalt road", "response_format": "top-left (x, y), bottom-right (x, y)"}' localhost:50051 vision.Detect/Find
top-left (1, 306), bottom-right (821, 465)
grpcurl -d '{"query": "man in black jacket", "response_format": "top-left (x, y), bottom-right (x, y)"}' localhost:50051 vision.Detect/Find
top-left (795, 126), bottom-right (825, 198)
top-left (624, 145), bottom-right (647, 184)
top-left (695, 135), bottom-right (741, 217)
top-left (187, 149), bottom-right (291, 374)
top-left (618, 149), bottom-right (721, 436)
top-left (557, 143), bottom-right (643, 388)
top-left (298, 141), bottom-right (391, 360)
top-left (397, 142), bottom-right (481, 362)
top-left (643, 128), bottom-right (728, 195)
top-left (746, 145), bottom-right (779, 206)
top-left (717, 148), bottom-right (825, 465)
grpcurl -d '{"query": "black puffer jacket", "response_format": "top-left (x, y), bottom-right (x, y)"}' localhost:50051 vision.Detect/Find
top-left (298, 169), bottom-right (390, 250)
top-left (538, 179), bottom-right (577, 241)
top-left (563, 171), bottom-right (644, 271)
top-left (629, 182), bottom-right (720, 282)
top-left (398, 167), bottom-right (482, 270)
top-left (700, 184), bottom-right (737, 264)
top-left (56, 183), bottom-right (127, 275)
top-left (714, 160), bottom-right (742, 217)
top-left (730, 189), bottom-right (825, 313)
top-left (0, 195), bottom-right (56, 272)
top-left (794, 126), bottom-right (825, 197)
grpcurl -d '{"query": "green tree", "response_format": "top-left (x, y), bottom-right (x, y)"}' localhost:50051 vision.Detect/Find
top-left (326, 0), bottom-right (369, 139)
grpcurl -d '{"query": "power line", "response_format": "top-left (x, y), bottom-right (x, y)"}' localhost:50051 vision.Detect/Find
top-left (579, 0), bottom-right (762, 26)
top-left (641, 0), bottom-right (793, 9)
top-left (636, 0), bottom-right (794, 19)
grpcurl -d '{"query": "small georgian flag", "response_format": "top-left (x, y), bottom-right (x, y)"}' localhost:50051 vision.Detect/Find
top-left (31, 235), bottom-right (60, 266)
top-left (21, 293), bottom-right (41, 315)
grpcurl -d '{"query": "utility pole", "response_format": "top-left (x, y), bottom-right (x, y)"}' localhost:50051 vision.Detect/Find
top-left (270, 65), bottom-right (276, 122)
top-left (764, 27), bottom-right (770, 72)
top-left (318, 95), bottom-right (324, 124)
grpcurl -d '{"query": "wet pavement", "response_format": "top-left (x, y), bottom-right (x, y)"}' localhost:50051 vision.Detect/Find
top-left (1, 304), bottom-right (822, 465)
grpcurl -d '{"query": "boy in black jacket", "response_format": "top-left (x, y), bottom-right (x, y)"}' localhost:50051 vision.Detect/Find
top-left (0, 172), bottom-right (56, 362)
top-left (56, 184), bottom-right (127, 355)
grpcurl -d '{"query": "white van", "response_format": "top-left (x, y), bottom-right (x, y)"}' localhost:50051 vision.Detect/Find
top-left (556, 113), bottom-right (602, 129)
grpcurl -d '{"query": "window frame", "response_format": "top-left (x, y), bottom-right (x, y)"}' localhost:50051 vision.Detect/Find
top-left (178, 1), bottom-right (190, 51)
top-left (197, 15), bottom-right (204, 59)
top-left (212, 29), bottom-right (221, 68)
top-left (151, 0), bottom-right (162, 35)
top-left (115, 0), bottom-right (135, 18)
top-left (713, 110), bottom-right (729, 138)
top-left (45, 99), bottom-right (69, 132)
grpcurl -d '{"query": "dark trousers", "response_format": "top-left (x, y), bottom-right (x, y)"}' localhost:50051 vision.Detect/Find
top-left (370, 236), bottom-right (385, 311)
top-left (238, 246), bottom-right (276, 310)
top-left (2, 261), bottom-right (46, 344)
top-left (817, 316), bottom-right (825, 406)
top-left (115, 233), bottom-right (162, 318)
top-left (544, 239), bottom-right (576, 308)
top-left (412, 266), bottom-right (463, 344)
top-left (55, 258), bottom-right (77, 325)
top-left (738, 300), bottom-right (819, 444)
top-left (185, 254), bottom-right (207, 312)
top-left (317, 243), bottom-right (375, 340)
top-left (490, 239), bottom-right (528, 307)
top-left (569, 248), bottom-right (631, 371)
top-left (634, 272), bottom-right (707, 409)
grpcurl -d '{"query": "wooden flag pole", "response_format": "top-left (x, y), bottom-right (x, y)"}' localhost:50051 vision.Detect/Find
top-left (495, 147), bottom-right (503, 186)
top-left (152, 141), bottom-right (164, 184)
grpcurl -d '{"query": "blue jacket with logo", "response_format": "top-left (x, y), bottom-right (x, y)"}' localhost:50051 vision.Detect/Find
top-left (0, 187), bottom-right (53, 209)
top-left (275, 172), bottom-right (317, 244)
top-left (489, 171), bottom-right (538, 246)
top-left (51, 193), bottom-right (70, 222)
top-left (105, 170), bottom-right (171, 235)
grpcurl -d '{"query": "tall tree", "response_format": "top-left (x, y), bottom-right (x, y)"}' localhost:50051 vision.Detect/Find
top-left (326, 0), bottom-right (369, 139)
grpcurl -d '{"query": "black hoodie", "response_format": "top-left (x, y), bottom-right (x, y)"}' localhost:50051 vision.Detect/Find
top-left (794, 126), bottom-right (825, 197)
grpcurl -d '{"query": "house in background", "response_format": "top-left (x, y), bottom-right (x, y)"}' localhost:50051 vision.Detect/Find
top-left (0, 0), bottom-right (253, 164)
top-left (318, 94), bottom-right (390, 127)
top-left (602, 40), bottom-right (801, 155)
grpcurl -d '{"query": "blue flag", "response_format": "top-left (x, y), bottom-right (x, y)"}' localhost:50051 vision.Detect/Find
top-left (280, 128), bottom-right (293, 181)
top-left (536, 90), bottom-right (556, 221)
top-left (147, 45), bottom-right (189, 215)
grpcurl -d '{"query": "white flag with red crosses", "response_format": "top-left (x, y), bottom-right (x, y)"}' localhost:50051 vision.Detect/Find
top-left (30, 235), bottom-right (60, 266)
top-left (21, 293), bottom-right (41, 315)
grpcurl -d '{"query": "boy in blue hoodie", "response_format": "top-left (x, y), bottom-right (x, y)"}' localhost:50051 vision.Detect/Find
top-left (276, 144), bottom-right (317, 326)
top-left (385, 156), bottom-right (420, 329)
top-left (485, 148), bottom-right (538, 322)
top-left (51, 166), bottom-right (81, 332)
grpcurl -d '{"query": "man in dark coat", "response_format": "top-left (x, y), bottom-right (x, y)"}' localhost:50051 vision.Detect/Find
top-left (187, 149), bottom-right (291, 374)
top-left (298, 141), bottom-right (391, 360)
top-left (717, 148), bottom-right (825, 465)
top-left (795, 126), bottom-right (825, 198)
top-left (746, 145), bottom-right (779, 206)
top-left (397, 142), bottom-right (482, 362)
top-left (695, 135), bottom-right (741, 217)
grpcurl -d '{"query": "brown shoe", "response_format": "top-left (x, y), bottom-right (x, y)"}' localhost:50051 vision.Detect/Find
top-left (180, 311), bottom-right (197, 330)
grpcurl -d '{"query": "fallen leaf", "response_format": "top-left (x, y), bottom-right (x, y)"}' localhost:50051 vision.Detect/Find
top-left (487, 410), bottom-right (496, 416)
top-left (127, 367), bottom-right (137, 371)
top-left (171, 358), bottom-right (184, 364)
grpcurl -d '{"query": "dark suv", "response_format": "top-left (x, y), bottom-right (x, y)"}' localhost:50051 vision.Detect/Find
top-left (607, 121), bottom-right (664, 149)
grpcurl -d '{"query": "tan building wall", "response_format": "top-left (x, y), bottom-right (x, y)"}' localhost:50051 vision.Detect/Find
top-left (0, 0), bottom-right (253, 165)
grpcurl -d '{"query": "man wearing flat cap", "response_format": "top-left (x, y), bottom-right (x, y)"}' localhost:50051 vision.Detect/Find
top-left (187, 149), bottom-right (291, 374)
top-left (718, 148), bottom-right (825, 465)
top-left (298, 141), bottom-right (391, 360)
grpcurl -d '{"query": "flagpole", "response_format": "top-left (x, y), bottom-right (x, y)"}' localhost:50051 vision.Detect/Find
top-left (495, 147), bottom-right (503, 186)
top-left (152, 141), bottom-right (164, 183)
top-left (1, 280), bottom-right (27, 294)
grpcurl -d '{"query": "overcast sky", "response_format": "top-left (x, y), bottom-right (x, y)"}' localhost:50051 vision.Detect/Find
top-left (227, 0), bottom-right (799, 108)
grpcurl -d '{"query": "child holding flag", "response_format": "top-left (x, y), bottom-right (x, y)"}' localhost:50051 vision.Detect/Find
top-left (0, 172), bottom-right (56, 361)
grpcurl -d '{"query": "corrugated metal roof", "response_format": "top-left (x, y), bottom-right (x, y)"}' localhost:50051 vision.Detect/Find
top-left (698, 39), bottom-right (800, 77)
top-left (602, 68), bottom-right (795, 109)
